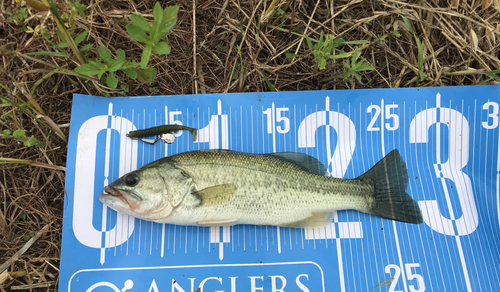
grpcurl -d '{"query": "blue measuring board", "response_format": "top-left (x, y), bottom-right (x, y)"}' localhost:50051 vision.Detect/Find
top-left (61, 86), bottom-right (500, 292)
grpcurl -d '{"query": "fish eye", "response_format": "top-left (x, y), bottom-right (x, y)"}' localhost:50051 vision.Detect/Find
top-left (125, 174), bottom-right (139, 187)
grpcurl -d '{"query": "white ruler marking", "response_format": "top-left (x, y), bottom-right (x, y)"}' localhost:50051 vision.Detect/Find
top-left (497, 98), bottom-right (500, 239)
top-left (470, 101), bottom-right (490, 290)
top-left (407, 102), bottom-right (432, 286)
top-left (161, 224), bottom-right (165, 258)
top-left (357, 103), bottom-right (370, 291)
top-left (446, 100), bottom-right (472, 292)
top-left (272, 102), bottom-right (276, 153)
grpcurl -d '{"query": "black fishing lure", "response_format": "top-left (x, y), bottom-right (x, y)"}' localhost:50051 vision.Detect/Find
top-left (127, 125), bottom-right (198, 141)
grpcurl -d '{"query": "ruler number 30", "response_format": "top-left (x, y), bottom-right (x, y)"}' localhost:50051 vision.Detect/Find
top-left (482, 101), bottom-right (499, 129)
top-left (385, 263), bottom-right (425, 292)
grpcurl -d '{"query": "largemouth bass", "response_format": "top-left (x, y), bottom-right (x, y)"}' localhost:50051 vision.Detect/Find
top-left (99, 149), bottom-right (423, 227)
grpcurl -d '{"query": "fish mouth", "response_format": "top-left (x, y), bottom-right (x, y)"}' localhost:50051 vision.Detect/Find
top-left (102, 186), bottom-right (142, 211)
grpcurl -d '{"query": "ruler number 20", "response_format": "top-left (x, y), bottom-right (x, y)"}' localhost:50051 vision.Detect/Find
top-left (385, 263), bottom-right (425, 292)
top-left (367, 104), bottom-right (399, 131)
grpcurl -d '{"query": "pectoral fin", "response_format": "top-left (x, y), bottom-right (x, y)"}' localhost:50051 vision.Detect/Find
top-left (282, 212), bottom-right (333, 228)
top-left (192, 184), bottom-right (237, 206)
top-left (196, 219), bottom-right (238, 226)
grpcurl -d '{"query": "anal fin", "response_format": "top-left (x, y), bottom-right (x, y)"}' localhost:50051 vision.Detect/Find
top-left (282, 212), bottom-right (333, 228)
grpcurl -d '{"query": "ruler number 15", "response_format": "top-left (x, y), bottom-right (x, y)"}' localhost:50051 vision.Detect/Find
top-left (263, 106), bottom-right (290, 134)
top-left (367, 104), bottom-right (399, 131)
top-left (385, 263), bottom-right (425, 292)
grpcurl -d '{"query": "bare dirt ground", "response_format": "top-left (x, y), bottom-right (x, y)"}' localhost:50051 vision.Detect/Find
top-left (0, 0), bottom-right (499, 290)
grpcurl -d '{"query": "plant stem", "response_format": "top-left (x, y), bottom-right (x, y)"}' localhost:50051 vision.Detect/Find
top-left (42, 0), bottom-right (86, 65)
top-left (0, 158), bottom-right (66, 171)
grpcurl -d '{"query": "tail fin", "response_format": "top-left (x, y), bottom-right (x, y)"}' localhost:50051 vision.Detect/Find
top-left (358, 150), bottom-right (423, 224)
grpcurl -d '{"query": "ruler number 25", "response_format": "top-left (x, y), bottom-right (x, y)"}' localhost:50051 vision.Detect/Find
top-left (385, 263), bottom-right (425, 292)
top-left (367, 104), bottom-right (399, 131)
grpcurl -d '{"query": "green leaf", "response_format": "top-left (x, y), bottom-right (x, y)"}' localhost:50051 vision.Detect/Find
top-left (57, 41), bottom-right (69, 48)
top-left (74, 30), bottom-right (88, 45)
top-left (80, 43), bottom-right (93, 51)
top-left (401, 15), bottom-right (415, 34)
top-left (74, 63), bottom-right (102, 75)
top-left (25, 51), bottom-right (70, 57)
top-left (24, 136), bottom-right (38, 147)
top-left (158, 6), bottom-right (178, 38)
top-left (56, 27), bottom-right (64, 39)
top-left (133, 67), bottom-right (156, 83)
top-left (326, 52), bottom-right (351, 59)
top-left (119, 84), bottom-right (129, 94)
top-left (278, 7), bottom-right (286, 24)
top-left (305, 36), bottom-right (313, 51)
top-left (13, 129), bottom-right (25, 138)
top-left (344, 40), bottom-right (368, 45)
top-left (415, 36), bottom-right (423, 69)
top-left (418, 71), bottom-right (426, 82)
top-left (30, 136), bottom-right (42, 147)
top-left (128, 61), bottom-right (141, 67)
top-left (150, 2), bottom-right (163, 41)
top-left (72, 0), bottom-right (87, 19)
top-left (3, 129), bottom-right (12, 136)
top-left (285, 53), bottom-right (302, 58)
top-left (106, 73), bottom-right (118, 88)
top-left (318, 58), bottom-right (327, 70)
top-left (107, 59), bottom-right (124, 73)
top-left (129, 14), bottom-right (150, 32)
top-left (153, 42), bottom-right (170, 54)
top-left (55, 28), bottom-right (69, 48)
top-left (19, 8), bottom-right (28, 19)
top-left (158, 20), bottom-right (176, 39)
top-left (123, 69), bottom-right (138, 79)
top-left (140, 45), bottom-right (153, 68)
top-left (153, 3), bottom-right (163, 25)
top-left (95, 60), bottom-right (107, 79)
top-left (41, 28), bottom-right (50, 40)
top-left (352, 47), bottom-right (360, 62)
top-left (98, 46), bottom-right (112, 62)
top-left (354, 61), bottom-right (374, 71)
top-left (126, 24), bottom-right (149, 43)
top-left (116, 49), bottom-right (126, 60)
top-left (260, 72), bottom-right (276, 91)
top-left (162, 6), bottom-right (179, 24)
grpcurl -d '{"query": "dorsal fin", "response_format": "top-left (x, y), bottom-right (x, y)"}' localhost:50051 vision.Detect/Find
top-left (265, 152), bottom-right (327, 176)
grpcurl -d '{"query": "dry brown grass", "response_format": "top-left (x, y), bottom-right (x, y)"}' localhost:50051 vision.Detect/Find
top-left (0, 0), bottom-right (499, 290)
